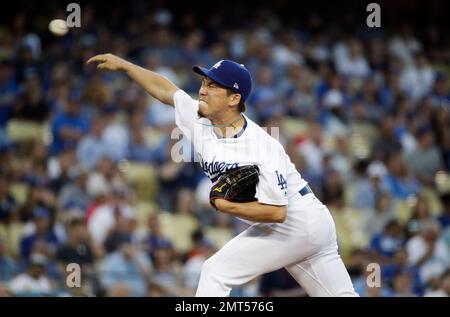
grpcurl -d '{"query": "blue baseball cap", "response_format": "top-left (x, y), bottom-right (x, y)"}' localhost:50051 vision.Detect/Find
top-left (193, 60), bottom-right (252, 102)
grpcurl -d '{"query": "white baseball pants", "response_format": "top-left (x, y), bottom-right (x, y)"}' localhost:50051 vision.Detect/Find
top-left (196, 193), bottom-right (358, 297)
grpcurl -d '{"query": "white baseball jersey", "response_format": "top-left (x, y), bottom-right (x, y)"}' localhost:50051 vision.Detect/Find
top-left (173, 89), bottom-right (307, 212)
top-left (173, 89), bottom-right (358, 297)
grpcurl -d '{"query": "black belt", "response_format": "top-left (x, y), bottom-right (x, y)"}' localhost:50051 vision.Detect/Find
top-left (298, 184), bottom-right (313, 196)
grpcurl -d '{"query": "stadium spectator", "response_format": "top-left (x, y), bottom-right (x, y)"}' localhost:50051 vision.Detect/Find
top-left (0, 237), bottom-right (17, 282)
top-left (9, 253), bottom-right (53, 296)
top-left (76, 116), bottom-right (113, 171)
top-left (99, 234), bottom-right (152, 297)
top-left (407, 124), bottom-right (444, 187)
top-left (384, 152), bottom-right (421, 200)
top-left (50, 90), bottom-right (90, 156)
top-left (406, 219), bottom-right (450, 284)
top-left (19, 207), bottom-right (59, 260)
top-left (369, 219), bottom-right (405, 260)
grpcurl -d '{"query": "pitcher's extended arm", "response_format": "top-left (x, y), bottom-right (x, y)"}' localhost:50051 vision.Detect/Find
top-left (87, 53), bottom-right (179, 106)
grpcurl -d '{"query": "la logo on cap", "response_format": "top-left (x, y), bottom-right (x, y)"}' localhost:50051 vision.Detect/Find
top-left (213, 60), bottom-right (223, 69)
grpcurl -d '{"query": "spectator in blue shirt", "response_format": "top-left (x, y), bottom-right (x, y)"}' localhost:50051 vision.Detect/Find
top-left (383, 152), bottom-right (421, 200)
top-left (127, 127), bottom-right (156, 162)
top-left (370, 219), bottom-right (405, 259)
top-left (0, 237), bottom-right (17, 282)
top-left (20, 207), bottom-right (59, 260)
top-left (143, 214), bottom-right (173, 262)
top-left (382, 247), bottom-right (423, 296)
top-left (99, 234), bottom-right (152, 297)
top-left (76, 116), bottom-right (113, 171)
top-left (390, 271), bottom-right (417, 296)
top-left (126, 110), bottom-right (156, 163)
top-left (50, 90), bottom-right (90, 155)
top-left (430, 72), bottom-right (449, 109)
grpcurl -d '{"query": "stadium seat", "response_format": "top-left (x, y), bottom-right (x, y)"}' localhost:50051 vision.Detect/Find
top-left (1, 222), bottom-right (25, 258)
top-left (143, 126), bottom-right (166, 149)
top-left (329, 206), bottom-right (369, 263)
top-left (281, 118), bottom-right (308, 139)
top-left (326, 133), bottom-right (339, 151)
top-left (6, 120), bottom-right (50, 144)
top-left (204, 226), bottom-right (234, 250)
top-left (158, 211), bottom-right (198, 253)
top-left (133, 201), bottom-right (157, 231)
top-left (393, 199), bottom-right (414, 225)
top-left (420, 187), bottom-right (443, 217)
top-left (350, 122), bottom-right (378, 143)
top-left (0, 224), bottom-right (6, 241)
top-left (435, 171), bottom-right (450, 194)
top-left (9, 183), bottom-right (29, 207)
top-left (122, 162), bottom-right (158, 202)
top-left (349, 122), bottom-right (378, 159)
top-left (344, 182), bottom-right (356, 207)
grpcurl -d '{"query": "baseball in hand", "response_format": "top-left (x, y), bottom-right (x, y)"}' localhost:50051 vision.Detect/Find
top-left (49, 19), bottom-right (69, 36)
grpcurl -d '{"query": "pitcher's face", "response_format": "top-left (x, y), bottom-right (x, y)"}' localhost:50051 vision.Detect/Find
top-left (197, 77), bottom-right (239, 119)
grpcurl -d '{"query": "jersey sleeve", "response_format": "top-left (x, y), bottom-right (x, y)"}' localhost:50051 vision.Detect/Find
top-left (173, 89), bottom-right (199, 142)
top-left (255, 143), bottom-right (289, 206)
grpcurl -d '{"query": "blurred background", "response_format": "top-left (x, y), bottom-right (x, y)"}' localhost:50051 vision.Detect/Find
top-left (0, 0), bottom-right (449, 297)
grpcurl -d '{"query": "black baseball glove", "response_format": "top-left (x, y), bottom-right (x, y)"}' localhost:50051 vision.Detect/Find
top-left (209, 165), bottom-right (260, 208)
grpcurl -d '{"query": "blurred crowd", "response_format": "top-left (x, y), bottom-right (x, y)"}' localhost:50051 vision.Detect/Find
top-left (0, 2), bottom-right (450, 297)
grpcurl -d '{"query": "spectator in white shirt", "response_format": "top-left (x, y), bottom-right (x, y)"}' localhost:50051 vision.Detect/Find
top-left (424, 269), bottom-right (450, 297)
top-left (400, 54), bottom-right (435, 103)
top-left (388, 24), bottom-right (423, 65)
top-left (406, 219), bottom-right (450, 284)
top-left (9, 253), bottom-right (53, 296)
top-left (335, 38), bottom-right (370, 79)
